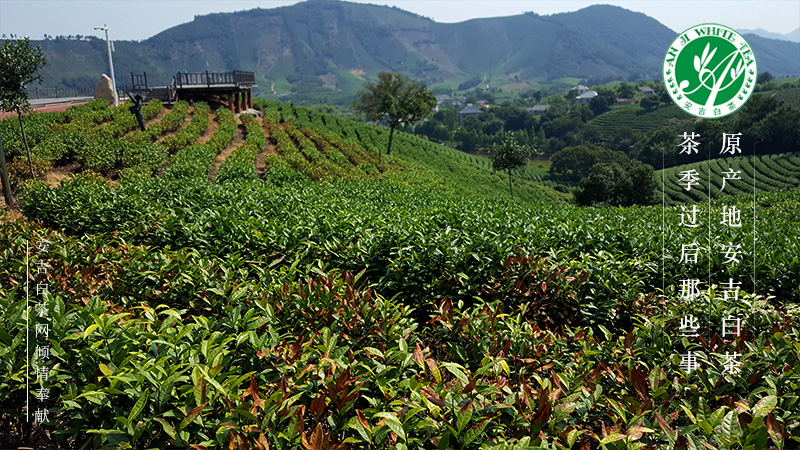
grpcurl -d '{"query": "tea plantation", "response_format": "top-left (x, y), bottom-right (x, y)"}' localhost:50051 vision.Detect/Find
top-left (657, 152), bottom-right (800, 205)
top-left (1, 99), bottom-right (798, 450)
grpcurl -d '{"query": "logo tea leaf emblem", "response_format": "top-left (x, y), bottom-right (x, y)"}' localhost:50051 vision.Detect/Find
top-left (664, 24), bottom-right (757, 119)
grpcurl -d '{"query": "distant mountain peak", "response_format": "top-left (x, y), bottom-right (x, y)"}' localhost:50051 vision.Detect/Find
top-left (739, 27), bottom-right (800, 43)
top-left (29, 1), bottom-right (800, 93)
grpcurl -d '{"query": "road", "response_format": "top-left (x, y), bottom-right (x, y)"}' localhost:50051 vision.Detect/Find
top-left (0, 97), bottom-right (95, 120)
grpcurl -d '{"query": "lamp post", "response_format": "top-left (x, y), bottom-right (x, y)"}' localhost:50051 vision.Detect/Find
top-left (94, 24), bottom-right (118, 106)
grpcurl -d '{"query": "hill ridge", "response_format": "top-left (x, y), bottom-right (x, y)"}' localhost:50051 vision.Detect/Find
top-left (23, 0), bottom-right (800, 94)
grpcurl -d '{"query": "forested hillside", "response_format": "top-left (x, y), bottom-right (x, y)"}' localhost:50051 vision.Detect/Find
top-left (14, 0), bottom-right (800, 96)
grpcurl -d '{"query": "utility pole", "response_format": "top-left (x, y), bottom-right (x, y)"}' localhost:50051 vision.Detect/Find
top-left (94, 24), bottom-right (118, 106)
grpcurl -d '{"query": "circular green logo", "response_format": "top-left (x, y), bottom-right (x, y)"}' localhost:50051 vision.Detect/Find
top-left (663, 23), bottom-right (757, 119)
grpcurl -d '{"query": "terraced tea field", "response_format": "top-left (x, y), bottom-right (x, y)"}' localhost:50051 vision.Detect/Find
top-left (1, 99), bottom-right (799, 450)
top-left (591, 103), bottom-right (688, 139)
top-left (657, 152), bottom-right (800, 205)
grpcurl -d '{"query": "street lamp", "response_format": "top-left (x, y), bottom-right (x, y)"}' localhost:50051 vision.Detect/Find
top-left (94, 24), bottom-right (118, 106)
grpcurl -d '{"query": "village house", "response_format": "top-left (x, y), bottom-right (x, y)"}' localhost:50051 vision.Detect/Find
top-left (458, 103), bottom-right (483, 123)
top-left (575, 90), bottom-right (597, 105)
top-left (524, 104), bottom-right (551, 114)
top-left (639, 86), bottom-right (656, 96)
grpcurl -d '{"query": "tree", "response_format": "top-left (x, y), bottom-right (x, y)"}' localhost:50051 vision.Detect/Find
top-left (0, 37), bottom-right (48, 183)
top-left (353, 72), bottom-right (436, 159)
top-left (497, 107), bottom-right (530, 132)
top-left (608, 126), bottom-right (642, 155)
top-left (462, 115), bottom-right (483, 133)
top-left (640, 95), bottom-right (660, 112)
top-left (616, 82), bottom-right (637, 99)
top-left (454, 128), bottom-right (479, 151)
top-left (574, 162), bottom-right (625, 206)
top-left (549, 144), bottom-right (627, 182)
top-left (659, 88), bottom-right (672, 105)
top-left (756, 71), bottom-right (773, 85)
top-left (490, 134), bottom-right (533, 197)
top-left (481, 117), bottom-right (504, 135)
top-left (750, 104), bottom-right (800, 154)
top-left (589, 87), bottom-right (615, 115)
top-left (574, 160), bottom-right (658, 206)
top-left (632, 126), bottom-right (682, 168)
top-left (433, 109), bottom-right (458, 131)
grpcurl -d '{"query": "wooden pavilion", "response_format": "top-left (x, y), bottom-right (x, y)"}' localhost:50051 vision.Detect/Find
top-left (130, 70), bottom-right (256, 113)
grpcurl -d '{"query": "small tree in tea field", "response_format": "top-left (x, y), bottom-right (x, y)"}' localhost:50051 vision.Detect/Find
top-left (490, 134), bottom-right (533, 198)
top-left (0, 37), bottom-right (48, 181)
top-left (352, 72), bottom-right (436, 160)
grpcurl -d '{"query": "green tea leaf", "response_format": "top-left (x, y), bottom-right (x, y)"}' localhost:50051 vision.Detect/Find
top-left (462, 421), bottom-right (489, 446)
top-left (440, 362), bottom-right (469, 384)
top-left (99, 363), bottom-right (112, 377)
top-left (0, 330), bottom-right (13, 346)
top-left (83, 323), bottom-right (99, 339)
top-left (456, 400), bottom-right (472, 433)
top-left (154, 417), bottom-right (177, 439)
top-left (381, 416), bottom-right (406, 442)
top-left (752, 395), bottom-right (777, 418)
top-left (127, 392), bottom-right (149, 425)
top-left (567, 428), bottom-right (584, 448)
top-left (719, 409), bottom-right (741, 444)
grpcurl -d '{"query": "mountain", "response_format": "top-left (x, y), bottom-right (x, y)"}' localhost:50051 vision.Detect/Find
top-left (22, 0), bottom-right (800, 95)
top-left (740, 34), bottom-right (800, 79)
top-left (739, 27), bottom-right (800, 43)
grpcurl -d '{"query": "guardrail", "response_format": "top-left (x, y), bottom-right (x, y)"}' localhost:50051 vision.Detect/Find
top-left (174, 70), bottom-right (256, 88)
top-left (24, 86), bottom-right (95, 99)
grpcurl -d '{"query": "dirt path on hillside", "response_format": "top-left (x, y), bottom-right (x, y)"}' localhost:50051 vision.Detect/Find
top-left (0, 201), bottom-right (25, 221)
top-left (196, 110), bottom-right (220, 144)
top-left (44, 161), bottom-right (82, 187)
top-left (155, 106), bottom-right (194, 143)
top-left (208, 122), bottom-right (245, 183)
top-left (149, 106), bottom-right (195, 177)
top-left (255, 141), bottom-right (276, 179)
top-left (122, 107), bottom-right (167, 139)
top-left (255, 119), bottom-right (275, 179)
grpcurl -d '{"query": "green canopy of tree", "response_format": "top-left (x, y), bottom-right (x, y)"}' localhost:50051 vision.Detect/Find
top-left (616, 81), bottom-right (637, 99)
top-left (352, 72), bottom-right (436, 158)
top-left (549, 144), bottom-right (628, 182)
top-left (574, 160), bottom-right (658, 206)
top-left (490, 133), bottom-right (534, 197)
top-left (0, 37), bottom-right (48, 206)
top-left (756, 71), bottom-right (773, 84)
top-left (0, 37), bottom-right (47, 117)
top-left (589, 87), bottom-right (616, 115)
top-left (640, 95), bottom-right (660, 112)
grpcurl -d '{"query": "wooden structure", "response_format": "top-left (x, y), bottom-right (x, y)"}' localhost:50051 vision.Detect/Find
top-left (130, 70), bottom-right (256, 113)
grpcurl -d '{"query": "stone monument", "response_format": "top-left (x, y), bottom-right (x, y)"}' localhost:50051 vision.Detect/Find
top-left (94, 74), bottom-right (115, 104)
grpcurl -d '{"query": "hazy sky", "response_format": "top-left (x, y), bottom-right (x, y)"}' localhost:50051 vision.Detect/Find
top-left (1, 0), bottom-right (798, 41)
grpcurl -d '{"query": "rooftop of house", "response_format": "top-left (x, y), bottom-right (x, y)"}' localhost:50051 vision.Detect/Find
top-left (459, 103), bottom-right (483, 114)
top-left (525, 104), bottom-right (551, 112)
